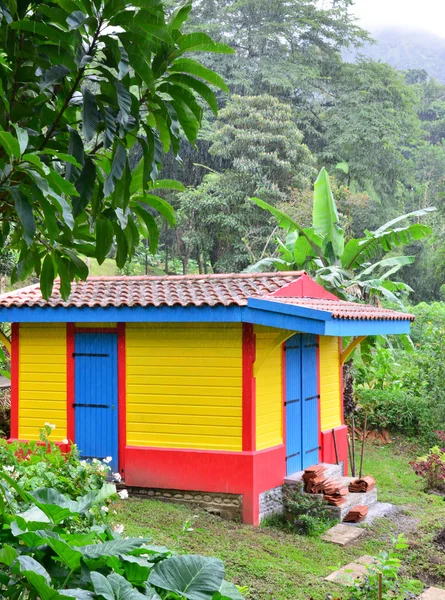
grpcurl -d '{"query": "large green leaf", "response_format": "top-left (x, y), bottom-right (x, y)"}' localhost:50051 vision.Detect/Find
top-left (373, 207), bottom-right (436, 234)
top-left (0, 130), bottom-right (20, 158)
top-left (149, 555), bottom-right (225, 600)
top-left (82, 88), bottom-right (99, 142)
top-left (313, 167), bottom-right (344, 261)
top-left (169, 58), bottom-right (229, 92)
top-left (13, 192), bottom-right (36, 245)
top-left (91, 571), bottom-right (148, 600)
top-left (132, 194), bottom-right (176, 226)
top-left (77, 538), bottom-right (149, 559)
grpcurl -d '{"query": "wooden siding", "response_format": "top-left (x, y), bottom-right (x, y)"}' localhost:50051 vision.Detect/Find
top-left (319, 336), bottom-right (342, 430)
top-left (255, 326), bottom-right (283, 451)
top-left (18, 324), bottom-right (67, 441)
top-left (126, 323), bottom-right (243, 451)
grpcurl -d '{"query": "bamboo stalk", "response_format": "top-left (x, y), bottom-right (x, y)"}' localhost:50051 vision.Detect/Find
top-left (351, 413), bottom-right (356, 477)
top-left (347, 433), bottom-right (353, 477)
top-left (378, 572), bottom-right (383, 600)
top-left (359, 412), bottom-right (368, 479)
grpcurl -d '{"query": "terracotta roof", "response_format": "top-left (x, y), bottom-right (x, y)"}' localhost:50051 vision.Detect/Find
top-left (0, 272), bottom-right (305, 308)
top-left (263, 297), bottom-right (414, 321)
top-left (0, 272), bottom-right (414, 321)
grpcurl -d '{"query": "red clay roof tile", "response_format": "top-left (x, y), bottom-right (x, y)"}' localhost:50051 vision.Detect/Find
top-left (0, 272), bottom-right (414, 321)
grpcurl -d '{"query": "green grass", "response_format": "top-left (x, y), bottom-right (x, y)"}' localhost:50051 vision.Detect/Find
top-left (116, 441), bottom-right (445, 600)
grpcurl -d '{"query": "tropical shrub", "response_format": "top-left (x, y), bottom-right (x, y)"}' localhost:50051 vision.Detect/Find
top-left (347, 534), bottom-right (422, 600)
top-left (270, 485), bottom-right (336, 536)
top-left (0, 471), bottom-right (245, 600)
top-left (0, 425), bottom-right (111, 499)
top-left (354, 389), bottom-right (434, 437)
top-left (410, 443), bottom-right (445, 493)
top-left (352, 302), bottom-right (445, 443)
top-left (0, 388), bottom-right (10, 437)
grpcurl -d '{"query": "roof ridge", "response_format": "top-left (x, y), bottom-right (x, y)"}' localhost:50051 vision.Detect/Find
top-left (75, 271), bottom-right (306, 282)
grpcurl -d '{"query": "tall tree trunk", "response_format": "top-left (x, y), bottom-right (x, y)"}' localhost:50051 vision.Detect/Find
top-left (164, 246), bottom-right (169, 274)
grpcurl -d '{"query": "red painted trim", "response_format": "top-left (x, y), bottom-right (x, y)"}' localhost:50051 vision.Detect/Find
top-left (75, 327), bottom-right (118, 334)
top-left (66, 324), bottom-right (75, 444)
top-left (281, 343), bottom-right (286, 448)
top-left (242, 323), bottom-right (256, 452)
top-left (117, 323), bottom-right (126, 476)
top-left (320, 425), bottom-right (348, 472)
top-left (10, 323), bottom-right (19, 439)
top-left (316, 335), bottom-right (322, 453)
top-left (269, 273), bottom-right (339, 301)
top-left (339, 338), bottom-right (345, 424)
top-left (124, 444), bottom-right (286, 525)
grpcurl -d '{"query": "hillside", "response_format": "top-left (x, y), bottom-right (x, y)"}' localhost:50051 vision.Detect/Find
top-left (346, 28), bottom-right (445, 82)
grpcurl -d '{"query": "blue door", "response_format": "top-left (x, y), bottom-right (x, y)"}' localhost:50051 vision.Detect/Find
top-left (285, 335), bottom-right (302, 475)
top-left (74, 333), bottom-right (118, 471)
top-left (301, 334), bottom-right (320, 469)
top-left (285, 334), bottom-right (319, 474)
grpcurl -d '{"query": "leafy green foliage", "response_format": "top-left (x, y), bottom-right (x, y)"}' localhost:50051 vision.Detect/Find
top-left (0, 0), bottom-right (230, 298)
top-left (250, 168), bottom-right (434, 303)
top-left (0, 473), bottom-right (244, 600)
top-left (0, 426), bottom-right (110, 500)
top-left (173, 94), bottom-right (315, 273)
top-left (347, 535), bottom-right (422, 600)
top-left (352, 303), bottom-right (445, 444)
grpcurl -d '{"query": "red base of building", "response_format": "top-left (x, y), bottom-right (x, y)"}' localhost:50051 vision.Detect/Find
top-left (124, 444), bottom-right (286, 525)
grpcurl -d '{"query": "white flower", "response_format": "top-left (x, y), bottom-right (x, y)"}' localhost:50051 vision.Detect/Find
top-left (113, 472), bottom-right (122, 482)
top-left (44, 422), bottom-right (56, 430)
top-left (100, 506), bottom-right (109, 513)
top-left (103, 456), bottom-right (112, 464)
top-left (118, 490), bottom-right (129, 500)
top-left (62, 439), bottom-right (69, 445)
top-left (3, 465), bottom-right (14, 473)
top-left (112, 524), bottom-right (124, 534)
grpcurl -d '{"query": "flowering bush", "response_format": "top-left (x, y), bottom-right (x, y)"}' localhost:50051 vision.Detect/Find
top-left (0, 424), bottom-right (111, 499)
top-left (410, 443), bottom-right (445, 492)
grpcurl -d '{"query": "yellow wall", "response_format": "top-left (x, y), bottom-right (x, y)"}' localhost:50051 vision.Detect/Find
top-left (255, 326), bottom-right (283, 451)
top-left (18, 324), bottom-right (67, 441)
top-left (319, 336), bottom-right (342, 430)
top-left (126, 323), bottom-right (243, 451)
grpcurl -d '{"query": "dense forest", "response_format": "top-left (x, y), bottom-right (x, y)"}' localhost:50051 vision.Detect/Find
top-left (113, 0), bottom-right (445, 304)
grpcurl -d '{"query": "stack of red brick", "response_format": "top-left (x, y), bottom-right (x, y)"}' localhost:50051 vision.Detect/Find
top-left (302, 465), bottom-right (349, 507)
top-left (349, 476), bottom-right (376, 493)
top-left (343, 505), bottom-right (368, 523)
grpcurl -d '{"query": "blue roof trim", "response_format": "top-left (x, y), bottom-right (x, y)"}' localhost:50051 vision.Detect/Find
top-left (0, 305), bottom-right (243, 323)
top-left (0, 302), bottom-right (412, 336)
top-left (247, 297), bottom-right (331, 321)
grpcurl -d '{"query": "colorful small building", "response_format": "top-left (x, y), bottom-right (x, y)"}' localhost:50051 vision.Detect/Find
top-left (0, 272), bottom-right (413, 524)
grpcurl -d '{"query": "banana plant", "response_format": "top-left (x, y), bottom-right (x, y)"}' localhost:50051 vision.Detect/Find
top-left (249, 168), bottom-right (436, 304)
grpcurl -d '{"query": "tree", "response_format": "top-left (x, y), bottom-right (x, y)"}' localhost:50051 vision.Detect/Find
top-left (318, 60), bottom-right (421, 210)
top-left (0, 0), bottom-right (231, 298)
top-left (170, 0), bottom-right (368, 97)
top-left (249, 168), bottom-right (435, 304)
top-left (171, 94), bottom-right (315, 273)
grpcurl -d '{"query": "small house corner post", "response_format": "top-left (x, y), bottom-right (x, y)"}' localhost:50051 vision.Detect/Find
top-left (10, 323), bottom-right (19, 439)
top-left (242, 323), bottom-right (256, 452)
top-left (66, 324), bottom-right (75, 444)
top-left (117, 323), bottom-right (126, 478)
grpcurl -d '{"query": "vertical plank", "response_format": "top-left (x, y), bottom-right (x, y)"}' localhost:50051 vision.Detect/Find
top-left (301, 333), bottom-right (319, 468)
top-left (10, 323), bottom-right (19, 439)
top-left (285, 334), bottom-right (302, 474)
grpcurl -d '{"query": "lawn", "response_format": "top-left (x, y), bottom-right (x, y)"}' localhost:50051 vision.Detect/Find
top-left (117, 440), bottom-right (445, 600)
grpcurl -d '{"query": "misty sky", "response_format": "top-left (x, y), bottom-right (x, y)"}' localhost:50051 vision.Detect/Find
top-left (351, 0), bottom-right (445, 38)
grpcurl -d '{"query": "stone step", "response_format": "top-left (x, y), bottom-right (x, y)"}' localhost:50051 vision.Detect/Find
top-left (283, 462), bottom-right (344, 488)
top-left (327, 488), bottom-right (378, 521)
